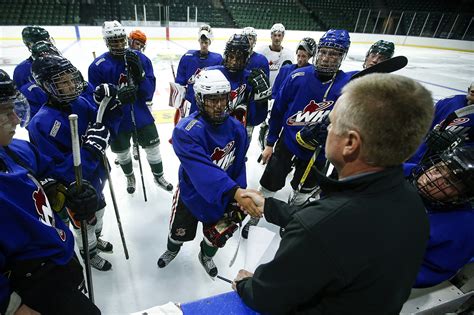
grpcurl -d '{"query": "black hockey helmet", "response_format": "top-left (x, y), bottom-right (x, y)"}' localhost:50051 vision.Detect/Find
top-left (22, 26), bottom-right (51, 51)
top-left (32, 55), bottom-right (84, 105)
top-left (297, 37), bottom-right (317, 57)
top-left (411, 145), bottom-right (474, 210)
top-left (31, 40), bottom-right (61, 60)
top-left (0, 69), bottom-right (30, 127)
top-left (223, 34), bottom-right (251, 72)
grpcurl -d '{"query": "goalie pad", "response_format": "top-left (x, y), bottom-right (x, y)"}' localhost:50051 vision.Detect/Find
top-left (168, 82), bottom-right (186, 109)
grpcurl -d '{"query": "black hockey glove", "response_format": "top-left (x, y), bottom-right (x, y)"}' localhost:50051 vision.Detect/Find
top-left (258, 122), bottom-right (269, 151)
top-left (226, 202), bottom-right (247, 224)
top-left (125, 49), bottom-right (145, 83)
top-left (83, 122), bottom-right (110, 158)
top-left (296, 119), bottom-right (329, 151)
top-left (93, 83), bottom-right (121, 112)
top-left (40, 178), bottom-right (67, 213)
top-left (248, 68), bottom-right (271, 101)
top-left (117, 85), bottom-right (137, 104)
top-left (203, 218), bottom-right (239, 248)
top-left (65, 180), bottom-right (98, 221)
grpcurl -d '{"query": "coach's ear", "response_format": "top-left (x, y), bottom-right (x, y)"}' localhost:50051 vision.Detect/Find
top-left (342, 130), bottom-right (361, 160)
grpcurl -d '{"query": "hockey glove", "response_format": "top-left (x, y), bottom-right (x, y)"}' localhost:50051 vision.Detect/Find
top-left (296, 119), bottom-right (329, 151)
top-left (83, 122), bottom-right (110, 158)
top-left (93, 83), bottom-right (121, 111)
top-left (248, 68), bottom-right (271, 101)
top-left (231, 103), bottom-right (247, 125)
top-left (117, 85), bottom-right (137, 104)
top-left (226, 202), bottom-right (247, 224)
top-left (203, 218), bottom-right (239, 248)
top-left (125, 49), bottom-right (145, 83)
top-left (40, 178), bottom-right (67, 213)
top-left (65, 180), bottom-right (98, 221)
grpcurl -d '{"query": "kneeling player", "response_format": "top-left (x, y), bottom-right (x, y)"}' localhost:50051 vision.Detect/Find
top-left (157, 69), bottom-right (255, 277)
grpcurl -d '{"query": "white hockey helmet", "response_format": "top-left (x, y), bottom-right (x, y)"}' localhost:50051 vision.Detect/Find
top-left (198, 24), bottom-right (213, 41)
top-left (270, 23), bottom-right (285, 34)
top-left (242, 27), bottom-right (257, 38)
top-left (102, 20), bottom-right (127, 56)
top-left (193, 69), bottom-right (231, 124)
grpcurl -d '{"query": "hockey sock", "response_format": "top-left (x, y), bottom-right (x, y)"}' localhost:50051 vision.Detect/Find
top-left (120, 161), bottom-right (133, 176)
top-left (200, 239), bottom-right (218, 257)
top-left (167, 237), bottom-right (183, 252)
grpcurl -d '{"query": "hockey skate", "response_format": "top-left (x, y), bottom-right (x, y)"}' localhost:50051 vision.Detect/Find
top-left (154, 175), bottom-right (173, 192)
top-left (97, 237), bottom-right (113, 253)
top-left (157, 249), bottom-right (179, 268)
top-left (90, 254), bottom-right (112, 271)
top-left (198, 251), bottom-right (218, 278)
top-left (242, 217), bottom-right (260, 239)
top-left (126, 174), bottom-right (136, 194)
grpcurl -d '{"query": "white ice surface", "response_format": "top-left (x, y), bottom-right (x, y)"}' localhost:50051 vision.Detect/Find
top-left (2, 34), bottom-right (473, 314)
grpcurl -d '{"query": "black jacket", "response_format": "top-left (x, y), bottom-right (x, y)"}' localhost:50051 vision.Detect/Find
top-left (237, 166), bottom-right (429, 314)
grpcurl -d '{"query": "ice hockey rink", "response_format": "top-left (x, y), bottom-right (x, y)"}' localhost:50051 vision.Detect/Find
top-left (1, 25), bottom-right (473, 314)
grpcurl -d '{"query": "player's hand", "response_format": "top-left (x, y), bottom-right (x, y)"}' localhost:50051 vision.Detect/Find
top-left (65, 180), bottom-right (98, 221)
top-left (235, 188), bottom-right (264, 218)
top-left (93, 83), bottom-right (121, 112)
top-left (232, 269), bottom-right (254, 291)
top-left (125, 49), bottom-right (145, 83)
top-left (83, 122), bottom-right (110, 158)
top-left (117, 85), bottom-right (137, 104)
top-left (260, 146), bottom-right (273, 165)
top-left (296, 119), bottom-right (329, 151)
top-left (14, 304), bottom-right (40, 315)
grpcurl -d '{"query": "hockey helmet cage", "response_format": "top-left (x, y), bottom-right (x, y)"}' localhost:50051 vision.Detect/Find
top-left (0, 69), bottom-right (30, 127)
top-left (32, 55), bottom-right (84, 105)
top-left (102, 20), bottom-right (127, 56)
top-left (412, 145), bottom-right (474, 210)
top-left (315, 29), bottom-right (351, 75)
top-left (223, 34), bottom-right (251, 72)
top-left (22, 26), bottom-right (51, 51)
top-left (270, 23), bottom-right (285, 34)
top-left (194, 69), bottom-right (231, 124)
top-left (297, 37), bottom-right (317, 57)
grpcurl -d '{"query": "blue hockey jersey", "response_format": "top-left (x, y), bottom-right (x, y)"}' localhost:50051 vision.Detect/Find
top-left (0, 140), bottom-right (74, 312)
top-left (268, 67), bottom-right (351, 160)
top-left (408, 95), bottom-right (474, 164)
top-left (271, 64), bottom-right (297, 99)
top-left (188, 65), bottom-right (267, 127)
top-left (403, 163), bottom-right (474, 288)
top-left (175, 50), bottom-right (223, 104)
top-left (27, 96), bottom-right (120, 195)
top-left (172, 112), bottom-right (248, 224)
top-left (245, 52), bottom-right (270, 79)
top-left (88, 50), bottom-right (155, 133)
top-left (13, 58), bottom-right (34, 88)
top-left (19, 82), bottom-right (48, 118)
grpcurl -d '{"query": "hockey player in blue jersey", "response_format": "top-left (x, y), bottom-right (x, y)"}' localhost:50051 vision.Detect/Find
top-left (243, 29), bottom-right (352, 237)
top-left (408, 82), bottom-right (474, 164)
top-left (406, 145), bottom-right (474, 288)
top-left (0, 69), bottom-right (101, 314)
top-left (156, 69), bottom-right (257, 277)
top-left (88, 20), bottom-right (172, 194)
top-left (242, 27), bottom-right (270, 78)
top-left (175, 24), bottom-right (223, 114)
top-left (13, 26), bottom-right (53, 88)
top-left (188, 34), bottom-right (271, 139)
top-left (28, 55), bottom-right (122, 271)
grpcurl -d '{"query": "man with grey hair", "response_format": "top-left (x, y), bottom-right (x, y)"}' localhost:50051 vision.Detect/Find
top-left (232, 73), bottom-right (434, 314)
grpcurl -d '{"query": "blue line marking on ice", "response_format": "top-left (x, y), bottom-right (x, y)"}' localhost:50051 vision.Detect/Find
top-left (417, 80), bottom-right (466, 93)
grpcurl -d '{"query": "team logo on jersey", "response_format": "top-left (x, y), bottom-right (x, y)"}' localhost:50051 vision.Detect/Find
top-left (118, 73), bottom-right (128, 87)
top-left (229, 84), bottom-right (247, 110)
top-left (187, 68), bottom-right (202, 85)
top-left (287, 100), bottom-right (333, 126)
top-left (32, 185), bottom-right (67, 241)
top-left (211, 141), bottom-right (236, 171)
top-left (269, 60), bottom-right (280, 71)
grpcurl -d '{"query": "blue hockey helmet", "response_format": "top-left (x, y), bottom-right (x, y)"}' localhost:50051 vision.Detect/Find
top-left (223, 34), bottom-right (251, 72)
top-left (315, 29), bottom-right (350, 75)
top-left (0, 69), bottom-right (30, 127)
top-left (32, 55), bottom-right (84, 105)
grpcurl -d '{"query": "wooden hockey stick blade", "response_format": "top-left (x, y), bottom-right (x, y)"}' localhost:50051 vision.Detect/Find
top-left (350, 56), bottom-right (408, 81)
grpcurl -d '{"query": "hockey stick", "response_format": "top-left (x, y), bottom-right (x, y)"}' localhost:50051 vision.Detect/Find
top-left (229, 222), bottom-right (243, 267)
top-left (350, 56), bottom-right (408, 81)
top-left (170, 61), bottom-right (181, 126)
top-left (96, 96), bottom-right (130, 260)
top-left (216, 275), bottom-right (232, 284)
top-left (124, 50), bottom-right (147, 202)
top-left (69, 114), bottom-right (94, 303)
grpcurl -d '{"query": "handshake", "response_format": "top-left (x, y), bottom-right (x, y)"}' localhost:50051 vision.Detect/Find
top-left (233, 188), bottom-right (265, 218)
